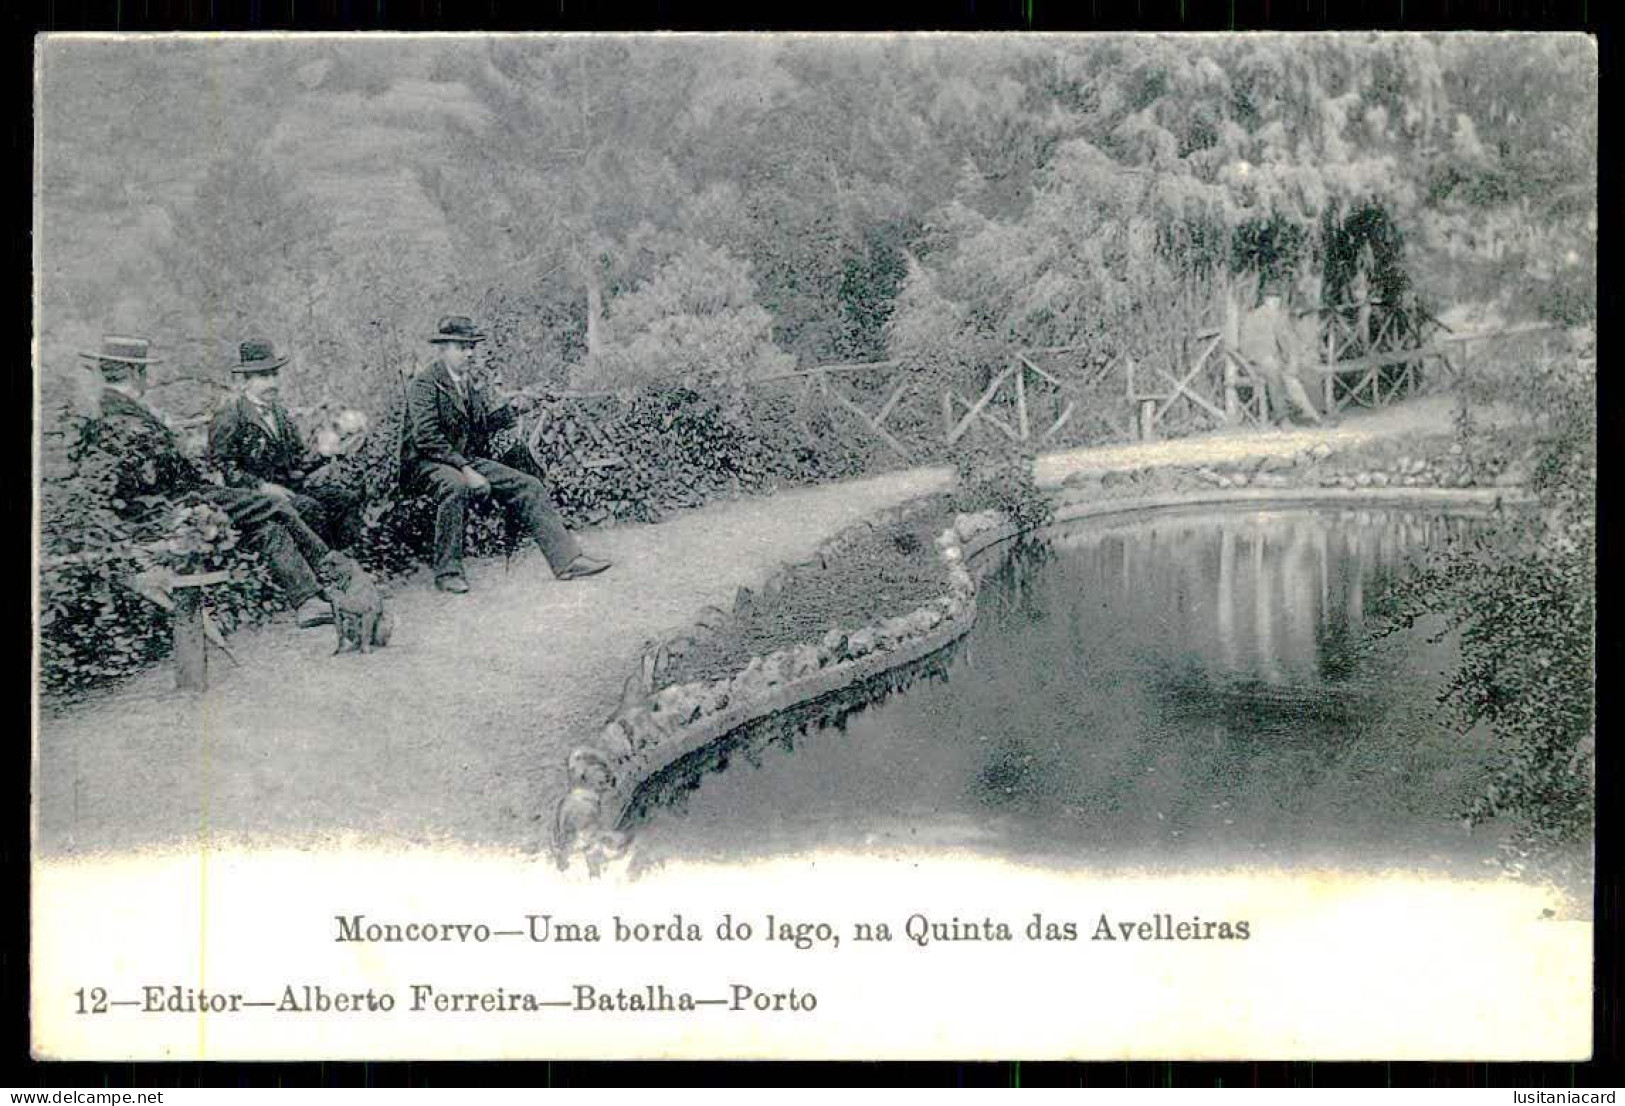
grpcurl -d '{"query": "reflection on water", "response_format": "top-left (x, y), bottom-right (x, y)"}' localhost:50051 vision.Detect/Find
top-left (631, 507), bottom-right (1507, 874)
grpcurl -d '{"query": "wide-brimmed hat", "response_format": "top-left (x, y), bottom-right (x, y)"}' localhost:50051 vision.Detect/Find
top-left (230, 338), bottom-right (290, 376)
top-left (428, 316), bottom-right (487, 345)
top-left (77, 335), bottom-right (165, 374)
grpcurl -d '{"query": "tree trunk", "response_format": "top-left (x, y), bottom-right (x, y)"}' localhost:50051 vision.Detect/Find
top-left (173, 587), bottom-right (207, 691)
top-left (1222, 277), bottom-right (1242, 423)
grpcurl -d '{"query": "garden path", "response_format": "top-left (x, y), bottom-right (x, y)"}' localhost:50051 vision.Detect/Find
top-left (34, 397), bottom-right (1455, 859)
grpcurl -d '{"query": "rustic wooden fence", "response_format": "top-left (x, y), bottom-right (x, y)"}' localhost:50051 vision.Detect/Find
top-left (1311, 314), bottom-right (1567, 413)
top-left (773, 360), bottom-right (917, 462)
top-left (503, 310), bottom-right (1569, 476)
top-left (79, 304), bottom-right (1571, 495)
top-left (947, 348), bottom-right (1135, 448)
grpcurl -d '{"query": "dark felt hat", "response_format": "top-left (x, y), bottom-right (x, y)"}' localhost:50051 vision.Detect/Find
top-left (428, 316), bottom-right (487, 345)
top-left (77, 335), bottom-right (165, 375)
top-left (230, 338), bottom-right (290, 376)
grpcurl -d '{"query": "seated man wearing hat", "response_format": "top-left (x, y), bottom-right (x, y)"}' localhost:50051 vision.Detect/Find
top-left (76, 335), bottom-right (337, 629)
top-left (407, 315), bottom-right (610, 593)
top-left (208, 338), bottom-right (364, 550)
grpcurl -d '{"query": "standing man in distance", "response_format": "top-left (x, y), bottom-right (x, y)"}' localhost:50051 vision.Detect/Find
top-left (1238, 283), bottom-right (1324, 428)
top-left (208, 338), bottom-right (364, 550)
top-left (407, 315), bottom-right (610, 594)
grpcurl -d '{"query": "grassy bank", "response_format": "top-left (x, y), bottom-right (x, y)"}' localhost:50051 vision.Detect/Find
top-left (657, 492), bottom-right (964, 690)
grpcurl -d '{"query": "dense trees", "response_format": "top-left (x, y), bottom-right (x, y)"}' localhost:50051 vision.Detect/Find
top-left (38, 34), bottom-right (1594, 403)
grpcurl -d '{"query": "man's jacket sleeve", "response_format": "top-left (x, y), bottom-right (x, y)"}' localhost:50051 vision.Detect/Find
top-left (119, 410), bottom-right (204, 499)
top-left (285, 414), bottom-right (322, 477)
top-left (408, 374), bottom-right (470, 470)
top-left (482, 391), bottom-right (518, 435)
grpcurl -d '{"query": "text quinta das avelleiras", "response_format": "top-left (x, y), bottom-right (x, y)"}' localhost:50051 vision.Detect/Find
top-left (331, 910), bottom-right (1252, 948)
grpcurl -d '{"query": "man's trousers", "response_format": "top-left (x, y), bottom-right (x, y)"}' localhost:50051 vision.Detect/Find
top-left (415, 458), bottom-right (582, 581)
top-left (291, 482), bottom-right (364, 550)
top-left (1256, 358), bottom-right (1324, 425)
top-left (205, 487), bottom-right (331, 607)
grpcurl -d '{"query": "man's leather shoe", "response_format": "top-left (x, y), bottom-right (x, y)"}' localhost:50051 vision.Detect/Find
top-left (435, 574), bottom-right (470, 594)
top-left (557, 555), bottom-right (611, 581)
top-left (296, 598), bottom-right (334, 628)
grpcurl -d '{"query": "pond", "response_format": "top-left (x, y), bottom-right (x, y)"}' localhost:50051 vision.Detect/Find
top-left (628, 505), bottom-right (1513, 876)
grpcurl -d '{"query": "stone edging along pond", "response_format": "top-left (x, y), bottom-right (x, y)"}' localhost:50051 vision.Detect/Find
top-left (549, 506), bottom-right (1015, 862)
top-left (550, 482), bottom-right (1534, 865)
top-left (1050, 484), bottom-right (1532, 526)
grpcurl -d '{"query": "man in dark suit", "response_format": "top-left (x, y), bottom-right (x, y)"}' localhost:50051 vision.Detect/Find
top-left (75, 334), bottom-right (336, 628)
top-left (407, 315), bottom-right (610, 593)
top-left (208, 338), bottom-right (363, 549)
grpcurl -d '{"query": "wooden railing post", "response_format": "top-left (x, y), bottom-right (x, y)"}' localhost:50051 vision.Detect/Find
top-left (1222, 347), bottom-right (1241, 425)
top-left (1138, 399), bottom-right (1158, 442)
top-left (173, 587), bottom-right (207, 691)
top-left (945, 365), bottom-right (1015, 446)
top-left (1222, 287), bottom-right (1241, 425)
top-left (1323, 326), bottom-right (1336, 413)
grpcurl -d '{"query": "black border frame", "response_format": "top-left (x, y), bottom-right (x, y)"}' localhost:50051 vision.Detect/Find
top-left (12, 0), bottom-right (1617, 1088)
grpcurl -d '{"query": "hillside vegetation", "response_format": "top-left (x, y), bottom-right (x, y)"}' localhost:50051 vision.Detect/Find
top-left (38, 34), bottom-right (1596, 420)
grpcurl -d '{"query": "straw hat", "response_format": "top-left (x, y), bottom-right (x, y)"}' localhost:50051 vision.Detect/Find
top-left (77, 335), bottom-right (164, 376)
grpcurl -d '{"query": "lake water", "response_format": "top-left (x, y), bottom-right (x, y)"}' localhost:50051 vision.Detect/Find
top-left (629, 506), bottom-right (1510, 875)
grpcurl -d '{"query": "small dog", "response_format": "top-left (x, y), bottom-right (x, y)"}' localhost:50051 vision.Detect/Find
top-left (318, 552), bottom-right (394, 655)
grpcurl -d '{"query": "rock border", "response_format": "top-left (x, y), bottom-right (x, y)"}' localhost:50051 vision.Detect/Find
top-left (551, 507), bottom-right (1015, 865)
top-left (1052, 484), bottom-right (1534, 526)
top-left (1054, 437), bottom-right (1537, 496)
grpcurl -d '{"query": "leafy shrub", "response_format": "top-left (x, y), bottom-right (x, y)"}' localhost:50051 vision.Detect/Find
top-left (577, 242), bottom-right (795, 392)
top-left (41, 555), bottom-right (179, 697)
top-left (351, 491), bottom-right (520, 578)
top-left (951, 431), bottom-right (1052, 532)
top-left (523, 384), bottom-right (878, 529)
top-left (746, 384), bottom-right (883, 484)
top-left (38, 419), bottom-right (282, 700)
top-left (1373, 349), bottom-right (1595, 846)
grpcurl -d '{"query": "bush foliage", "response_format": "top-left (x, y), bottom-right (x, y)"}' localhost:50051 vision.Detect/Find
top-left (525, 384), bottom-right (878, 527)
top-left (1374, 342), bottom-right (1595, 846)
top-left (38, 411), bottom-right (282, 700)
top-left (578, 242), bottom-right (795, 392)
top-left (951, 432), bottom-right (1052, 533)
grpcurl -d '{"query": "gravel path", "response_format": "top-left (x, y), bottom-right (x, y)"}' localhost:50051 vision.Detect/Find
top-left (34, 468), bottom-right (952, 858)
top-left (33, 399), bottom-right (1453, 859)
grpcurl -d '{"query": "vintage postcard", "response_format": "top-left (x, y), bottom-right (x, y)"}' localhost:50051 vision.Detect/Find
top-left (31, 31), bottom-right (1596, 1061)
